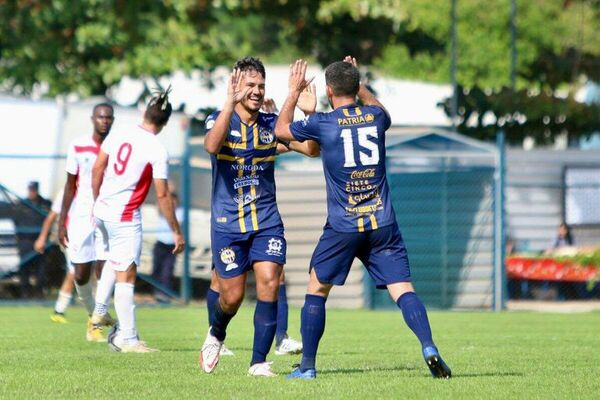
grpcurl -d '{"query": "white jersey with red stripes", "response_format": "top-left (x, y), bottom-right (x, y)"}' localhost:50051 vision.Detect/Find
top-left (93, 125), bottom-right (168, 223)
top-left (65, 135), bottom-right (101, 218)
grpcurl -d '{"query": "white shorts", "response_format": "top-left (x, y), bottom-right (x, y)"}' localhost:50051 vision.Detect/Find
top-left (66, 215), bottom-right (108, 264)
top-left (95, 218), bottom-right (142, 272)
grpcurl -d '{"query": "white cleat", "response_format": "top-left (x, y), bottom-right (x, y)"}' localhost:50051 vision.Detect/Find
top-left (220, 344), bottom-right (235, 356)
top-left (91, 311), bottom-right (116, 327)
top-left (108, 326), bottom-right (158, 353)
top-left (199, 327), bottom-right (223, 373)
top-left (275, 336), bottom-right (303, 355)
top-left (248, 361), bottom-right (276, 377)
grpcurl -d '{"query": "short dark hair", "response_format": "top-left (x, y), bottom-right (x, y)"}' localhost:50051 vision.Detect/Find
top-left (93, 102), bottom-right (113, 115)
top-left (325, 61), bottom-right (360, 97)
top-left (234, 57), bottom-right (266, 79)
top-left (144, 85), bottom-right (173, 127)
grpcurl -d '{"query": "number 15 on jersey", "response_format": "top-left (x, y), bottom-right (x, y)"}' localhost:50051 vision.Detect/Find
top-left (340, 126), bottom-right (379, 168)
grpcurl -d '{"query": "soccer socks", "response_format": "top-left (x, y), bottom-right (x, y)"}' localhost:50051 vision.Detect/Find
top-left (210, 301), bottom-right (236, 342)
top-left (300, 294), bottom-right (327, 372)
top-left (275, 284), bottom-right (289, 345)
top-left (94, 265), bottom-right (116, 316)
top-left (75, 281), bottom-right (95, 316)
top-left (206, 288), bottom-right (219, 326)
top-left (114, 282), bottom-right (137, 343)
top-left (54, 291), bottom-right (72, 314)
top-left (251, 300), bottom-right (278, 365)
top-left (396, 292), bottom-right (435, 349)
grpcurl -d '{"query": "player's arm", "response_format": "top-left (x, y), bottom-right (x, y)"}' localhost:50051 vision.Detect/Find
top-left (34, 210), bottom-right (58, 253)
top-left (274, 59), bottom-right (313, 142)
top-left (344, 56), bottom-right (391, 120)
top-left (154, 179), bottom-right (185, 255)
top-left (92, 150), bottom-right (109, 201)
top-left (57, 174), bottom-right (77, 247)
top-left (277, 140), bottom-right (320, 157)
top-left (204, 69), bottom-right (251, 155)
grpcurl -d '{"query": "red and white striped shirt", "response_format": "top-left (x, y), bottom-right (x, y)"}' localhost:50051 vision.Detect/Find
top-left (93, 125), bottom-right (168, 223)
top-left (65, 135), bottom-right (101, 218)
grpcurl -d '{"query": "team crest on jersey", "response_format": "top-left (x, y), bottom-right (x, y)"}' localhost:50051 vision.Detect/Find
top-left (206, 119), bottom-right (215, 130)
top-left (265, 238), bottom-right (283, 257)
top-left (258, 127), bottom-right (274, 144)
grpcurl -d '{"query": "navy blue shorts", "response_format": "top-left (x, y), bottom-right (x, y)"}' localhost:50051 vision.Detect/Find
top-left (211, 224), bottom-right (286, 279)
top-left (310, 222), bottom-right (411, 289)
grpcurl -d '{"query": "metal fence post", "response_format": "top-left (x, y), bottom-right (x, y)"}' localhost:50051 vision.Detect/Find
top-left (180, 124), bottom-right (192, 304)
top-left (493, 131), bottom-right (506, 311)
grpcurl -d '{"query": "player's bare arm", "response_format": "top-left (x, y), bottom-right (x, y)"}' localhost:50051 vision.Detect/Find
top-left (92, 150), bottom-right (109, 201)
top-left (269, 89), bottom-right (320, 157)
top-left (204, 68), bottom-right (252, 154)
top-left (343, 55), bottom-right (391, 120)
top-left (154, 179), bottom-right (185, 255)
top-left (57, 173), bottom-right (78, 247)
top-left (274, 59), bottom-right (313, 142)
top-left (34, 210), bottom-right (58, 253)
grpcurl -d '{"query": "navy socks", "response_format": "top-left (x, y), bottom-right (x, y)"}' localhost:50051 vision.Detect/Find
top-left (206, 287), bottom-right (219, 326)
top-left (299, 294), bottom-right (327, 372)
top-left (210, 301), bottom-right (236, 342)
top-left (396, 292), bottom-right (435, 349)
top-left (251, 300), bottom-right (278, 365)
top-left (275, 283), bottom-right (289, 345)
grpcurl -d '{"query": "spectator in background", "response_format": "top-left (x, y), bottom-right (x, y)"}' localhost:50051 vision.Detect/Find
top-left (15, 181), bottom-right (52, 298)
top-left (152, 191), bottom-right (184, 303)
top-left (34, 189), bottom-right (75, 323)
top-left (552, 222), bottom-right (574, 250)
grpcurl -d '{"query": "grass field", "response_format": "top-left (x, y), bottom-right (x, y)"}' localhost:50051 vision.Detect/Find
top-left (1, 305), bottom-right (599, 399)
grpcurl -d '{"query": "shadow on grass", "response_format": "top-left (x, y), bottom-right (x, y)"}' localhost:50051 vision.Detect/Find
top-left (318, 365), bottom-right (417, 375)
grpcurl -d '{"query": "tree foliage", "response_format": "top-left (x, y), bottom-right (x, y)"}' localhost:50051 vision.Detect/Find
top-left (0, 0), bottom-right (599, 141)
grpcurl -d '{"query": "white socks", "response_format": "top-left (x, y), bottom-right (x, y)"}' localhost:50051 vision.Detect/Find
top-left (94, 265), bottom-right (116, 316)
top-left (54, 291), bottom-right (72, 314)
top-left (75, 282), bottom-right (95, 316)
top-left (114, 282), bottom-right (137, 343)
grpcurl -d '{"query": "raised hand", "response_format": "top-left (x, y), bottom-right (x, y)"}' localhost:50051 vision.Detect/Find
top-left (343, 55), bottom-right (358, 67)
top-left (297, 82), bottom-right (317, 115)
top-left (227, 68), bottom-right (252, 106)
top-left (288, 59), bottom-right (314, 95)
top-left (261, 98), bottom-right (279, 113)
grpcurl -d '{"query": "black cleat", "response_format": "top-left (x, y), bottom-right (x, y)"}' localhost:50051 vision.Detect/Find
top-left (423, 346), bottom-right (452, 379)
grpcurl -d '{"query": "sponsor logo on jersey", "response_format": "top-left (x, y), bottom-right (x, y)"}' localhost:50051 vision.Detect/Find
top-left (206, 119), bottom-right (215, 130)
top-left (233, 175), bottom-right (260, 189)
top-left (266, 238), bottom-right (283, 257)
top-left (230, 164), bottom-right (265, 171)
top-left (233, 193), bottom-right (260, 205)
top-left (337, 113), bottom-right (375, 126)
top-left (230, 130), bottom-right (242, 138)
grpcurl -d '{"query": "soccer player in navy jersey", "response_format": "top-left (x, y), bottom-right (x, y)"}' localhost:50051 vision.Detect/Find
top-left (199, 57), bottom-right (319, 376)
top-left (274, 58), bottom-right (452, 380)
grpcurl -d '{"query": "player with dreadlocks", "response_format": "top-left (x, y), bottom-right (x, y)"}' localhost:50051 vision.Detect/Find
top-left (92, 86), bottom-right (185, 353)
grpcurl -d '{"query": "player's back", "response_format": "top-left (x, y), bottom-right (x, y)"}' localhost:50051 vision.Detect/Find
top-left (291, 104), bottom-right (395, 233)
top-left (94, 125), bottom-right (168, 223)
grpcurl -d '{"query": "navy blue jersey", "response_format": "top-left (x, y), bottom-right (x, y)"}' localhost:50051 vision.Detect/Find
top-left (206, 111), bottom-right (282, 233)
top-left (289, 104), bottom-right (395, 233)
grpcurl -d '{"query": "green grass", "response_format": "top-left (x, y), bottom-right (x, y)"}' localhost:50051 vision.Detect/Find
top-left (1, 306), bottom-right (599, 399)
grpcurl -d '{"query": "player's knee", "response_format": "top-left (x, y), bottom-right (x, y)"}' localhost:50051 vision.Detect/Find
top-left (220, 290), bottom-right (244, 312)
top-left (74, 269), bottom-right (90, 285)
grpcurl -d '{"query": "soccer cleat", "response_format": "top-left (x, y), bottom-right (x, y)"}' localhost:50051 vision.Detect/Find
top-left (423, 346), bottom-right (452, 379)
top-left (198, 328), bottom-right (223, 373)
top-left (86, 319), bottom-right (107, 342)
top-left (275, 335), bottom-right (303, 355)
top-left (108, 324), bottom-right (157, 353)
top-left (286, 367), bottom-right (316, 380)
top-left (248, 361), bottom-right (277, 377)
top-left (50, 312), bottom-right (68, 324)
top-left (91, 311), bottom-right (116, 327)
top-left (220, 344), bottom-right (235, 356)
